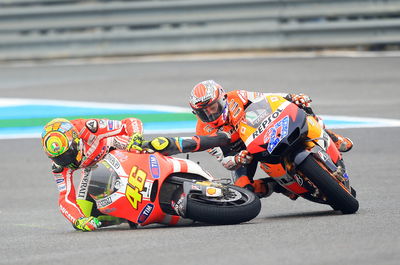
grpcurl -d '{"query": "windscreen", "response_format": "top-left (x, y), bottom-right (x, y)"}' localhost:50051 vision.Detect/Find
top-left (88, 160), bottom-right (121, 200)
top-left (244, 97), bottom-right (273, 128)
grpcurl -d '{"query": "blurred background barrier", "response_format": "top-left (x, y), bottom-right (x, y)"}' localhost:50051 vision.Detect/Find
top-left (0, 0), bottom-right (400, 61)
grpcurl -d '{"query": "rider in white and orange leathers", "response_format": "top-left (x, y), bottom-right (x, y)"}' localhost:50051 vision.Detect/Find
top-left (41, 118), bottom-right (143, 231)
top-left (140, 80), bottom-right (353, 199)
top-left (190, 80), bottom-right (353, 197)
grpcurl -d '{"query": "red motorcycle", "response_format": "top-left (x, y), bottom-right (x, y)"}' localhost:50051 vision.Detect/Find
top-left (238, 95), bottom-right (359, 214)
top-left (87, 150), bottom-right (261, 228)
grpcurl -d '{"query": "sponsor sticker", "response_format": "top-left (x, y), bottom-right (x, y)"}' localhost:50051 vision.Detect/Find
top-left (137, 203), bottom-right (154, 224)
top-left (55, 177), bottom-right (64, 184)
top-left (149, 155), bottom-right (160, 179)
top-left (318, 150), bottom-right (329, 161)
top-left (55, 176), bottom-right (66, 191)
top-left (108, 120), bottom-right (114, 130)
top-left (251, 108), bottom-right (284, 139)
top-left (99, 119), bottom-right (107, 129)
top-left (293, 174), bottom-right (304, 186)
top-left (57, 184), bottom-right (66, 192)
top-left (106, 153), bottom-right (121, 170)
top-left (86, 120), bottom-right (98, 133)
top-left (96, 197), bottom-right (113, 208)
top-left (191, 184), bottom-right (202, 191)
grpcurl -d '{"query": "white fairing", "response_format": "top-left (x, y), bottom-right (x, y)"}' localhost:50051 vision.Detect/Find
top-left (169, 157), bottom-right (215, 181)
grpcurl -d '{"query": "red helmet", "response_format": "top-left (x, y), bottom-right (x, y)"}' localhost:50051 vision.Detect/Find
top-left (189, 80), bottom-right (228, 127)
top-left (41, 118), bottom-right (83, 169)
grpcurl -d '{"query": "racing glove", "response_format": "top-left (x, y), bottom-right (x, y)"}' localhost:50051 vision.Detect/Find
top-left (208, 147), bottom-right (224, 162)
top-left (290, 93), bottom-right (312, 108)
top-left (126, 132), bottom-right (145, 152)
top-left (235, 150), bottom-right (253, 164)
top-left (221, 150), bottom-right (253, 170)
top-left (73, 216), bottom-right (101, 232)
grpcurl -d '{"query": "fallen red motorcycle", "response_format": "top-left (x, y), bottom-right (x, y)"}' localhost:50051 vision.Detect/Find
top-left (86, 150), bottom-right (261, 228)
top-left (238, 95), bottom-right (359, 214)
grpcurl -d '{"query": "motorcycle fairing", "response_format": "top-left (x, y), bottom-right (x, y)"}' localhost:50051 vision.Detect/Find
top-left (88, 152), bottom-right (176, 226)
top-left (243, 100), bottom-right (305, 156)
top-left (239, 95), bottom-right (346, 197)
top-left (169, 157), bottom-right (214, 181)
top-left (89, 151), bottom-right (219, 227)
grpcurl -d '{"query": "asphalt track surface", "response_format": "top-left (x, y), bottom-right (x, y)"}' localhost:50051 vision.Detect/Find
top-left (1, 54), bottom-right (399, 265)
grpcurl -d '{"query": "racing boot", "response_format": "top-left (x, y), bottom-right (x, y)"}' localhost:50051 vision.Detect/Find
top-left (97, 215), bottom-right (125, 227)
top-left (271, 181), bottom-right (299, 200)
top-left (325, 129), bottom-right (353, 152)
top-left (257, 177), bottom-right (299, 200)
top-left (234, 176), bottom-right (274, 198)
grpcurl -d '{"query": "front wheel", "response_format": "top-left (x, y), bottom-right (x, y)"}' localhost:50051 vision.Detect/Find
top-left (185, 185), bottom-right (261, 225)
top-left (298, 155), bottom-right (359, 214)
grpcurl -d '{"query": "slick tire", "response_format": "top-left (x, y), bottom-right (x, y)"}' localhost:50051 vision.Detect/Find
top-left (185, 185), bottom-right (261, 225)
top-left (298, 155), bottom-right (359, 214)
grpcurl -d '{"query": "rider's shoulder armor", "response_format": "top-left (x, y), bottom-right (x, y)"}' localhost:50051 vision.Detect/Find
top-left (226, 90), bottom-right (248, 127)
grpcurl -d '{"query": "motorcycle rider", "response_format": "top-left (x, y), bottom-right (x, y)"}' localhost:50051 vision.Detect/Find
top-left (134, 80), bottom-right (353, 198)
top-left (41, 117), bottom-right (144, 231)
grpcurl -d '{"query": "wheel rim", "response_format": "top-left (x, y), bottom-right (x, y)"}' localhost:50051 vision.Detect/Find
top-left (189, 187), bottom-right (252, 206)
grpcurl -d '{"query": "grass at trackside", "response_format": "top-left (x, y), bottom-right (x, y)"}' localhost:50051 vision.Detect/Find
top-left (0, 113), bottom-right (197, 128)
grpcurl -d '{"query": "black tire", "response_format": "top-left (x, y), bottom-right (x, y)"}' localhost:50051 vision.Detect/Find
top-left (127, 221), bottom-right (137, 229)
top-left (298, 155), bottom-right (359, 214)
top-left (185, 185), bottom-right (261, 225)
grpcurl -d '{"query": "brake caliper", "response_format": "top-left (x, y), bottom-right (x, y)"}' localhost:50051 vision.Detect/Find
top-left (194, 181), bottom-right (224, 197)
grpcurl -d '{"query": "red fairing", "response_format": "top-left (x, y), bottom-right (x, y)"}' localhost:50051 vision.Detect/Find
top-left (326, 137), bottom-right (342, 163)
top-left (96, 151), bottom-right (179, 226)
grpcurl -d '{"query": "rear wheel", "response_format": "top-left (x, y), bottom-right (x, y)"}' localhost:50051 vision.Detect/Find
top-left (185, 185), bottom-right (261, 225)
top-left (298, 156), bottom-right (359, 214)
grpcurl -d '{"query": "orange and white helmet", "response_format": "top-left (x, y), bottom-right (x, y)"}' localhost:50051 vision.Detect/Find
top-left (189, 80), bottom-right (228, 127)
top-left (41, 118), bottom-right (83, 169)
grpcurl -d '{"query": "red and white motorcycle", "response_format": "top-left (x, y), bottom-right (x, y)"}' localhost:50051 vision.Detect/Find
top-left (87, 150), bottom-right (261, 228)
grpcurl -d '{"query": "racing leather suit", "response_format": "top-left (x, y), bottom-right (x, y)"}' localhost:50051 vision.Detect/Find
top-left (52, 118), bottom-right (143, 225)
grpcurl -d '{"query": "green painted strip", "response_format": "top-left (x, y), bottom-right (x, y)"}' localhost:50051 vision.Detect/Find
top-left (0, 113), bottom-right (196, 128)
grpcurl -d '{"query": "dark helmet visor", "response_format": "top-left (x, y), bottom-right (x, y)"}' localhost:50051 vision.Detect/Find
top-left (193, 97), bottom-right (226, 123)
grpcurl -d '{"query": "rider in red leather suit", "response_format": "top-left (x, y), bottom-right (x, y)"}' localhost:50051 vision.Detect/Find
top-left (41, 117), bottom-right (143, 231)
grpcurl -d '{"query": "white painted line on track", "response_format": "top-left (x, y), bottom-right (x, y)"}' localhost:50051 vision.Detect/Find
top-left (2, 50), bottom-right (400, 68)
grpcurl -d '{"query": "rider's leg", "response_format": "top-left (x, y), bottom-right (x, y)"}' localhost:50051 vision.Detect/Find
top-left (232, 161), bottom-right (274, 198)
top-left (258, 163), bottom-right (299, 200)
top-left (76, 169), bottom-right (124, 227)
top-left (325, 128), bottom-right (353, 152)
top-left (314, 115), bottom-right (353, 152)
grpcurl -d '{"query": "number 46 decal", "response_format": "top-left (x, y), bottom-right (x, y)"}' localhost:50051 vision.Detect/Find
top-left (126, 166), bottom-right (147, 209)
